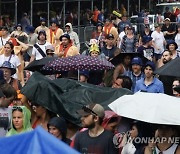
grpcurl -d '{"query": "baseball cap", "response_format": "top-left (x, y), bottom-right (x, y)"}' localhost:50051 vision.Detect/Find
top-left (164, 18), bottom-right (170, 22)
top-left (59, 34), bottom-right (71, 41)
top-left (77, 103), bottom-right (105, 118)
top-left (106, 33), bottom-right (114, 39)
top-left (45, 45), bottom-right (55, 52)
top-left (131, 57), bottom-right (143, 66)
top-left (40, 18), bottom-right (46, 22)
top-left (142, 35), bottom-right (153, 44)
top-left (79, 70), bottom-right (89, 78)
top-left (145, 61), bottom-right (155, 71)
top-left (154, 23), bottom-right (160, 28)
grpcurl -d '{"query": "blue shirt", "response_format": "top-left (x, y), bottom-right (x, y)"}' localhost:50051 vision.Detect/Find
top-left (125, 71), bottom-right (144, 92)
top-left (134, 77), bottom-right (164, 93)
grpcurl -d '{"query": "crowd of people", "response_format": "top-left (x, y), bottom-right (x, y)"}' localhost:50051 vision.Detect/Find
top-left (0, 5), bottom-right (180, 154)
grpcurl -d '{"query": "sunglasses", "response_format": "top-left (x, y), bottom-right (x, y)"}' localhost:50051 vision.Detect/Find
top-left (12, 106), bottom-right (23, 112)
top-left (82, 106), bottom-right (97, 116)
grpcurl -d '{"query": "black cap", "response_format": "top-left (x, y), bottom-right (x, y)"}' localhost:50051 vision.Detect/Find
top-left (59, 34), bottom-right (71, 41)
top-left (106, 33), bottom-right (114, 39)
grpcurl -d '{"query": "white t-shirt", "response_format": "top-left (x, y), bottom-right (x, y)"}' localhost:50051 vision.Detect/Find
top-left (0, 107), bottom-right (12, 137)
top-left (118, 31), bottom-right (126, 48)
top-left (0, 36), bottom-right (10, 48)
top-left (0, 54), bottom-right (21, 79)
top-left (32, 42), bottom-right (52, 60)
top-left (151, 31), bottom-right (165, 54)
top-left (175, 33), bottom-right (180, 51)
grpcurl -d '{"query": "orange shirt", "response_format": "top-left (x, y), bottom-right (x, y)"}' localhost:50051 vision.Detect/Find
top-left (92, 10), bottom-right (100, 22)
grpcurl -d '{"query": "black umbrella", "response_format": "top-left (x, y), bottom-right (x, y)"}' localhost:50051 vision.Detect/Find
top-left (21, 72), bottom-right (132, 126)
top-left (154, 58), bottom-right (180, 77)
top-left (110, 52), bottom-right (148, 66)
top-left (24, 57), bottom-right (57, 74)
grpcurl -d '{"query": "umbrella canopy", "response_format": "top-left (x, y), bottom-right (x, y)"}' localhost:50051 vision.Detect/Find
top-left (154, 58), bottom-right (180, 77)
top-left (21, 72), bottom-right (132, 126)
top-left (24, 57), bottom-right (57, 73)
top-left (109, 92), bottom-right (180, 125)
top-left (110, 52), bottom-right (148, 66)
top-left (0, 126), bottom-right (80, 154)
top-left (42, 55), bottom-right (114, 73)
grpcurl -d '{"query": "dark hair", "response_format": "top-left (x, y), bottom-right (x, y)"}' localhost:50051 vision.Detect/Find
top-left (108, 117), bottom-right (119, 124)
top-left (163, 50), bottom-right (172, 56)
top-left (98, 117), bottom-right (104, 125)
top-left (116, 75), bottom-right (132, 90)
top-left (37, 30), bottom-right (47, 40)
top-left (1, 83), bottom-right (17, 99)
top-left (173, 78), bottom-right (180, 83)
top-left (1, 26), bottom-right (8, 31)
top-left (92, 115), bottom-right (104, 125)
top-left (5, 41), bottom-right (14, 50)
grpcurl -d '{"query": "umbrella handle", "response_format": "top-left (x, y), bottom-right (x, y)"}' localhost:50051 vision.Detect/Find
top-left (78, 69), bottom-right (79, 81)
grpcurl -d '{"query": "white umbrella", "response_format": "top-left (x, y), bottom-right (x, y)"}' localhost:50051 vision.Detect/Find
top-left (109, 92), bottom-right (180, 125)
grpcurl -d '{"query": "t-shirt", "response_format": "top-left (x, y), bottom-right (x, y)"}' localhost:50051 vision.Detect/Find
top-left (137, 45), bottom-right (154, 61)
top-left (161, 24), bottom-right (176, 40)
top-left (101, 46), bottom-right (117, 60)
top-left (175, 33), bottom-right (180, 51)
top-left (32, 42), bottom-right (52, 60)
top-left (0, 36), bottom-right (10, 48)
top-left (151, 31), bottom-right (165, 54)
top-left (74, 129), bottom-right (118, 154)
top-left (118, 31), bottom-right (126, 48)
top-left (0, 107), bottom-right (12, 137)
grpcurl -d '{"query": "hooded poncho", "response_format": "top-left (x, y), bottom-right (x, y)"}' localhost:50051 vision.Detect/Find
top-left (6, 106), bottom-right (32, 136)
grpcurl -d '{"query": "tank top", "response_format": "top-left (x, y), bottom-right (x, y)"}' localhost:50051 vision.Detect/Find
top-left (155, 143), bottom-right (178, 154)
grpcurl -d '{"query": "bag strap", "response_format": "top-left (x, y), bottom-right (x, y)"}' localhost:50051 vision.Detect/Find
top-left (1, 37), bottom-right (3, 46)
top-left (34, 44), bottom-right (46, 57)
top-left (8, 54), bottom-right (12, 62)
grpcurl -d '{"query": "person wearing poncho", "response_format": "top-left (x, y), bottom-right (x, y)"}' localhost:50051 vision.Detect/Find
top-left (6, 106), bottom-right (32, 136)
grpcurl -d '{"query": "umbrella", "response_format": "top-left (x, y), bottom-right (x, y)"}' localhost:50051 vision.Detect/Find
top-left (0, 126), bottom-right (80, 154)
top-left (42, 55), bottom-right (114, 72)
top-left (154, 58), bottom-right (180, 77)
top-left (109, 92), bottom-right (180, 125)
top-left (24, 57), bottom-right (57, 73)
top-left (110, 52), bottom-right (148, 66)
top-left (21, 72), bottom-right (132, 126)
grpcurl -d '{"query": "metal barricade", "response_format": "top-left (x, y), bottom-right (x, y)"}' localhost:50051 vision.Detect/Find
top-left (73, 25), bottom-right (96, 53)
top-left (84, 26), bottom-right (96, 42)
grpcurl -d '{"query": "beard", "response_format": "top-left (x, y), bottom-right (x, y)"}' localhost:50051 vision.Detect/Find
top-left (41, 23), bottom-right (46, 26)
top-left (163, 59), bottom-right (170, 64)
top-left (82, 120), bottom-right (95, 129)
